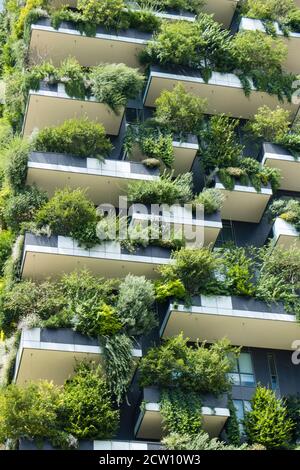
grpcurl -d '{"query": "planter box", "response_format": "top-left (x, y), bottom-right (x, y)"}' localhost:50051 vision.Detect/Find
top-left (143, 66), bottom-right (298, 120)
top-left (261, 142), bottom-right (300, 192)
top-left (239, 17), bottom-right (300, 74)
top-left (272, 217), bottom-right (300, 249)
top-left (215, 177), bottom-right (272, 223)
top-left (129, 206), bottom-right (222, 248)
top-left (29, 18), bottom-right (150, 69)
top-left (21, 233), bottom-right (171, 281)
top-left (14, 328), bottom-right (142, 386)
top-left (27, 152), bottom-right (159, 206)
top-left (160, 295), bottom-right (299, 350)
top-left (134, 387), bottom-right (229, 440)
top-left (19, 438), bottom-right (162, 450)
top-left (23, 82), bottom-right (124, 137)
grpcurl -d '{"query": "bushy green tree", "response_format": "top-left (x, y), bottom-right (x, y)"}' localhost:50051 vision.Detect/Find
top-left (63, 363), bottom-right (119, 440)
top-left (78, 0), bottom-right (126, 29)
top-left (155, 83), bottom-right (207, 136)
top-left (162, 432), bottom-right (248, 450)
top-left (244, 386), bottom-right (294, 449)
top-left (3, 186), bottom-right (48, 231)
top-left (5, 137), bottom-right (30, 192)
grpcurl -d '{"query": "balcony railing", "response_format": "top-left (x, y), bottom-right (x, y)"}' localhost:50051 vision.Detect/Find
top-left (261, 142), bottom-right (300, 192)
top-left (134, 386), bottom-right (230, 440)
top-left (143, 66), bottom-right (299, 120)
top-left (14, 328), bottom-right (142, 386)
top-left (23, 82), bottom-right (124, 137)
top-left (160, 295), bottom-right (299, 350)
top-left (239, 17), bottom-right (300, 75)
top-left (27, 151), bottom-right (159, 205)
top-left (21, 233), bottom-right (172, 281)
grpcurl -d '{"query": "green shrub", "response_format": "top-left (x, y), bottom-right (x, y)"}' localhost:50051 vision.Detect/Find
top-left (155, 83), bottom-right (207, 136)
top-left (244, 386), bottom-right (294, 449)
top-left (34, 118), bottom-right (112, 159)
top-left (127, 172), bottom-right (193, 205)
top-left (35, 188), bottom-right (99, 248)
top-left (160, 389), bottom-right (203, 435)
top-left (63, 362), bottom-right (119, 440)
top-left (5, 137), bottom-right (30, 192)
top-left (155, 279), bottom-right (186, 302)
top-left (77, 0), bottom-right (127, 30)
top-left (162, 432), bottom-right (247, 450)
top-left (0, 280), bottom-right (66, 335)
top-left (159, 247), bottom-right (221, 296)
top-left (3, 186), bottom-right (48, 231)
top-left (268, 198), bottom-right (300, 232)
top-left (4, 70), bottom-right (27, 131)
top-left (256, 245), bottom-right (300, 319)
top-left (139, 334), bottom-right (237, 394)
top-left (219, 246), bottom-right (256, 297)
top-left (193, 189), bottom-right (224, 214)
top-left (0, 230), bottom-right (14, 277)
top-left (0, 380), bottom-right (66, 445)
top-left (72, 301), bottom-right (122, 337)
top-left (140, 16), bottom-right (233, 77)
top-left (90, 63), bottom-right (144, 113)
top-left (200, 115), bottom-right (242, 172)
top-left (246, 105), bottom-right (291, 142)
top-left (241, 0), bottom-right (296, 22)
top-left (116, 275), bottom-right (156, 336)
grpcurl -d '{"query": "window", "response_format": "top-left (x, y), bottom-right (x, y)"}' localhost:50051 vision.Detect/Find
top-left (228, 352), bottom-right (255, 387)
top-left (267, 353), bottom-right (279, 391)
top-left (233, 399), bottom-right (252, 434)
top-left (215, 220), bottom-right (235, 246)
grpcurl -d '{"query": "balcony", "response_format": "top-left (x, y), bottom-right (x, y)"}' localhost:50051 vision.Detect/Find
top-left (272, 217), bottom-right (300, 249)
top-left (21, 233), bottom-right (171, 281)
top-left (127, 134), bottom-right (199, 176)
top-left (135, 387), bottom-right (230, 440)
top-left (143, 66), bottom-right (299, 120)
top-left (129, 206), bottom-right (222, 248)
top-left (29, 18), bottom-right (150, 68)
top-left (261, 142), bottom-right (300, 192)
top-left (215, 177), bottom-right (272, 223)
top-left (23, 83), bottom-right (124, 137)
top-left (26, 152), bottom-right (159, 206)
top-left (239, 17), bottom-right (300, 75)
top-left (13, 328), bottom-right (142, 386)
top-left (160, 295), bottom-right (299, 350)
top-left (19, 439), bottom-right (162, 450)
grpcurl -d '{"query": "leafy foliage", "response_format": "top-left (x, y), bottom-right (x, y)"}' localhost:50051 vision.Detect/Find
top-left (127, 171), bottom-right (193, 205)
top-left (62, 362), bottom-right (119, 440)
top-left (116, 275), bottom-right (156, 336)
top-left (5, 137), bottom-right (30, 192)
top-left (3, 186), bottom-right (48, 231)
top-left (225, 395), bottom-right (241, 446)
top-left (155, 83), bottom-right (206, 136)
top-left (285, 395), bottom-right (300, 442)
top-left (193, 188), bottom-right (224, 214)
top-left (159, 248), bottom-right (221, 296)
top-left (269, 198), bottom-right (300, 233)
top-left (162, 432), bottom-right (248, 450)
top-left (244, 385), bottom-right (294, 449)
top-left (35, 188), bottom-right (99, 248)
top-left (160, 389), bottom-right (203, 435)
top-left (139, 334), bottom-right (237, 394)
top-left (34, 118), bottom-right (112, 160)
top-left (155, 279), bottom-right (186, 302)
top-left (90, 63), bottom-right (144, 113)
top-left (103, 334), bottom-right (134, 405)
top-left (0, 230), bottom-right (14, 277)
top-left (246, 105), bottom-right (291, 142)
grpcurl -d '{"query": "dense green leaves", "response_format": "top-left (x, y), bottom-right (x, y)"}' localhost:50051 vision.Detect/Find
top-left (139, 334), bottom-right (237, 394)
top-left (34, 118), bottom-right (112, 160)
top-left (160, 389), bottom-right (203, 435)
top-left (244, 386), bottom-right (294, 449)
